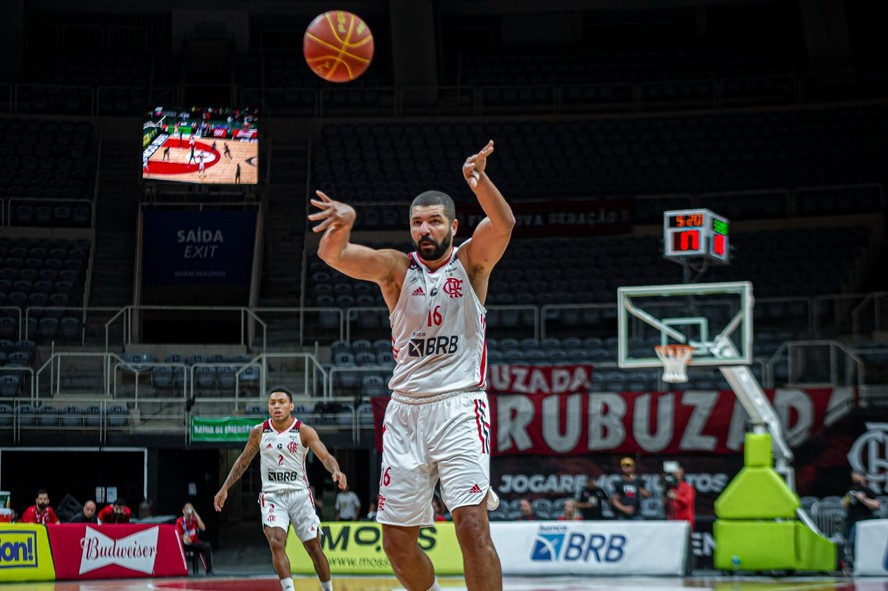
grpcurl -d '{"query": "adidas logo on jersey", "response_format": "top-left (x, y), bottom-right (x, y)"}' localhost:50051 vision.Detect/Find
top-left (411, 286), bottom-right (425, 296)
top-left (469, 484), bottom-right (482, 494)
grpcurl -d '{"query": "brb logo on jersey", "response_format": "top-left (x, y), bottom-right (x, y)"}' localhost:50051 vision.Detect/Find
top-left (407, 335), bottom-right (459, 357)
top-left (530, 525), bottom-right (626, 563)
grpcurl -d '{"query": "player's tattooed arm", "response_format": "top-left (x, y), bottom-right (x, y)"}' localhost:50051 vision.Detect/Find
top-left (214, 425), bottom-right (262, 511)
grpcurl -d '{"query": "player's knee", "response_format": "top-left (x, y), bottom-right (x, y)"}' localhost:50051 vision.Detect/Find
top-left (452, 508), bottom-right (490, 546)
top-left (265, 529), bottom-right (287, 552)
top-left (382, 529), bottom-right (414, 561)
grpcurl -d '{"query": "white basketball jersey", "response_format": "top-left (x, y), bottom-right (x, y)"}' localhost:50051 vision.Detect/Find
top-left (259, 417), bottom-right (310, 493)
top-left (388, 246), bottom-right (487, 397)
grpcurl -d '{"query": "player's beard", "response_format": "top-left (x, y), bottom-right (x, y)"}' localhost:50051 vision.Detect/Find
top-left (414, 229), bottom-right (452, 262)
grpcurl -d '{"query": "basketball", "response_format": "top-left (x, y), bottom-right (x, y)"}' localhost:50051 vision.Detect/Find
top-left (303, 11), bottom-right (374, 83)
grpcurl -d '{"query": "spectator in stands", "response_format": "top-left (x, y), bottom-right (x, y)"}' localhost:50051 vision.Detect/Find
top-left (576, 478), bottom-right (609, 520)
top-left (432, 497), bottom-right (450, 522)
top-left (364, 500), bottom-right (378, 521)
top-left (176, 502), bottom-right (214, 575)
top-left (842, 470), bottom-right (881, 565)
top-left (557, 499), bottom-right (583, 521)
top-left (611, 457), bottom-right (650, 520)
top-left (69, 500), bottom-right (98, 524)
top-left (664, 464), bottom-right (695, 528)
top-left (334, 484), bottom-right (361, 521)
top-left (21, 489), bottom-right (60, 525)
top-left (516, 498), bottom-right (536, 521)
top-left (98, 498), bottom-right (131, 524)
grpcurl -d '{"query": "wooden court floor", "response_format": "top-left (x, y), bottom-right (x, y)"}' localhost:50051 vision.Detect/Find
top-left (0, 575), bottom-right (882, 591)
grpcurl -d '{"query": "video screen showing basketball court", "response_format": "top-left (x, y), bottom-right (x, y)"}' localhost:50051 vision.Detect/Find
top-left (141, 106), bottom-right (259, 185)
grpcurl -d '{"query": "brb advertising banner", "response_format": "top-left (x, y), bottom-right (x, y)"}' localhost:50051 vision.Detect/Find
top-left (47, 524), bottom-right (187, 579)
top-left (0, 524), bottom-right (55, 582)
top-left (286, 522), bottom-right (463, 575)
top-left (492, 521), bottom-right (689, 576)
top-left (142, 210), bottom-right (257, 287)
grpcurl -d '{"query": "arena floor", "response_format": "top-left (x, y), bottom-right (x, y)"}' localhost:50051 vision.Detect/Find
top-left (0, 575), bottom-right (883, 591)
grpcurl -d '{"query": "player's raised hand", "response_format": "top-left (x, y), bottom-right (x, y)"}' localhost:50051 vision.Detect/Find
top-left (463, 140), bottom-right (495, 189)
top-left (308, 190), bottom-right (357, 233)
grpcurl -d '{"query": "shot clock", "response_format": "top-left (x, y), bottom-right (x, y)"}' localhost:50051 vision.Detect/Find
top-left (663, 209), bottom-right (729, 263)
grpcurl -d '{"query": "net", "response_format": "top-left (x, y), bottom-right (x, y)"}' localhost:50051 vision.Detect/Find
top-left (655, 344), bottom-right (694, 383)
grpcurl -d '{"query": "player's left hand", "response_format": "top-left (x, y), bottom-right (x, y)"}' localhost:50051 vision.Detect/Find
top-left (332, 470), bottom-right (348, 490)
top-left (463, 140), bottom-right (494, 189)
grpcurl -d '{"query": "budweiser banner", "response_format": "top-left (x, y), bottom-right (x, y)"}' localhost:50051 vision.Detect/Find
top-left (457, 199), bottom-right (632, 237)
top-left (47, 524), bottom-right (187, 579)
top-left (372, 386), bottom-right (854, 456)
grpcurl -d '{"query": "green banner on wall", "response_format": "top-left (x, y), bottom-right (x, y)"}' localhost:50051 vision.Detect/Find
top-left (191, 416), bottom-right (259, 442)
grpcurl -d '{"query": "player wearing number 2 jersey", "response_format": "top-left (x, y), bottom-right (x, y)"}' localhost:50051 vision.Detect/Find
top-left (214, 387), bottom-right (347, 591)
top-left (309, 140), bottom-right (515, 591)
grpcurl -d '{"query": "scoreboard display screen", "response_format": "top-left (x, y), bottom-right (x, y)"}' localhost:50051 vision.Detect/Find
top-left (663, 209), bottom-right (729, 263)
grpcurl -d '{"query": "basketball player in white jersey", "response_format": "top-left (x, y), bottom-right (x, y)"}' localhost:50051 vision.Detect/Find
top-left (309, 140), bottom-right (514, 591)
top-left (213, 387), bottom-right (347, 591)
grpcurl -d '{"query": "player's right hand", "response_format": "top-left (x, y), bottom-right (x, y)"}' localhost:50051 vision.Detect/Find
top-left (213, 490), bottom-right (227, 512)
top-left (308, 191), bottom-right (356, 233)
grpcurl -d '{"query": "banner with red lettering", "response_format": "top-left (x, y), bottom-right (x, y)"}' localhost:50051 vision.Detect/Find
top-left (372, 387), bottom-right (854, 456)
top-left (47, 524), bottom-right (188, 580)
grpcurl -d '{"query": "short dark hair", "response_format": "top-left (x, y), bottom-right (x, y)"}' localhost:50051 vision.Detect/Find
top-left (113, 498), bottom-right (126, 506)
top-left (411, 190), bottom-right (455, 222)
top-left (36, 488), bottom-right (49, 497)
top-left (268, 386), bottom-right (295, 401)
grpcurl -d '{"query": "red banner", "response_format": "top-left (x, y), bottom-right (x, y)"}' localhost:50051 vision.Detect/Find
top-left (372, 387), bottom-right (854, 456)
top-left (47, 524), bottom-right (188, 580)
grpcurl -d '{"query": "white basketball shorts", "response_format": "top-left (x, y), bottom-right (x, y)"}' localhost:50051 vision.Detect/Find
top-left (259, 488), bottom-right (321, 542)
top-left (376, 390), bottom-right (497, 527)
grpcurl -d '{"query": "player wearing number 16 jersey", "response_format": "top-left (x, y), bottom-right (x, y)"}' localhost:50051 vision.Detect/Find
top-left (214, 387), bottom-right (347, 591)
top-left (310, 140), bottom-right (515, 591)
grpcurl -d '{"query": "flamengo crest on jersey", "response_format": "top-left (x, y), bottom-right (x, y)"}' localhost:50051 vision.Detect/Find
top-left (259, 417), bottom-right (310, 492)
top-left (388, 246), bottom-right (487, 397)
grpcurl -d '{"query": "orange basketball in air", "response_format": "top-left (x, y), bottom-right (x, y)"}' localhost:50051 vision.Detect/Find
top-left (303, 11), bottom-right (374, 83)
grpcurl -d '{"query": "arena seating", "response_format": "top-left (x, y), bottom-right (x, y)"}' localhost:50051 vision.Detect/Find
top-left (0, 119), bottom-right (95, 228)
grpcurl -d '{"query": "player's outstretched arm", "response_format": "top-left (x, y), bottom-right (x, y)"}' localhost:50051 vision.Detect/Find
top-left (301, 424), bottom-right (348, 490)
top-left (309, 190), bottom-right (407, 294)
top-left (214, 425), bottom-right (262, 511)
top-left (459, 140), bottom-right (515, 277)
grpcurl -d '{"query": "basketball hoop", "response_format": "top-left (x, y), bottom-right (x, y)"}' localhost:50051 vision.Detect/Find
top-left (655, 344), bottom-right (694, 383)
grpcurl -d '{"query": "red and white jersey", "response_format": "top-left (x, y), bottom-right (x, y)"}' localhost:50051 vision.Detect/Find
top-left (259, 417), bottom-right (310, 493)
top-left (388, 246), bottom-right (487, 398)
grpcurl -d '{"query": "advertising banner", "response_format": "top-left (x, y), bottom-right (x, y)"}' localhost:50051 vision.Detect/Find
top-left (372, 386), bottom-right (853, 456)
top-left (47, 524), bottom-right (187, 580)
top-left (492, 521), bottom-right (688, 575)
top-left (0, 524), bottom-right (56, 583)
top-left (142, 210), bottom-right (257, 286)
top-left (853, 519), bottom-right (888, 576)
top-left (457, 198), bottom-right (632, 237)
top-left (191, 416), bottom-right (257, 442)
top-left (487, 364), bottom-right (593, 396)
top-left (290, 521), bottom-right (688, 576)
top-left (286, 522), bottom-right (463, 575)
